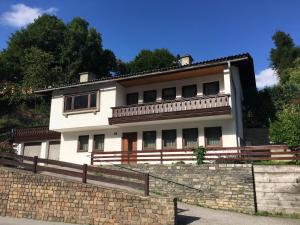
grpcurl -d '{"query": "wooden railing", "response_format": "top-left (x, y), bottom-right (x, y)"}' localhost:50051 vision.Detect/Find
top-left (0, 152), bottom-right (149, 196)
top-left (91, 145), bottom-right (300, 164)
top-left (111, 94), bottom-right (230, 118)
top-left (13, 126), bottom-right (60, 142)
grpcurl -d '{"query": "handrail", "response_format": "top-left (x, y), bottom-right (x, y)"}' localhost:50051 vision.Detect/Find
top-left (111, 94), bottom-right (230, 118)
top-left (0, 152), bottom-right (150, 196)
top-left (112, 94), bottom-right (230, 109)
top-left (91, 145), bottom-right (300, 164)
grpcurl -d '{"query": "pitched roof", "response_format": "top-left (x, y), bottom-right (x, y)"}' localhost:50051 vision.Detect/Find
top-left (35, 53), bottom-right (255, 94)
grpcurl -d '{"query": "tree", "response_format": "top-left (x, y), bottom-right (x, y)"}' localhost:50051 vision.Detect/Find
top-left (270, 31), bottom-right (300, 83)
top-left (127, 49), bottom-right (176, 73)
top-left (21, 47), bottom-right (60, 89)
top-left (270, 104), bottom-right (300, 148)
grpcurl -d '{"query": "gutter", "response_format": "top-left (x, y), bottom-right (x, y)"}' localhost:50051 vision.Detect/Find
top-left (228, 61), bottom-right (240, 147)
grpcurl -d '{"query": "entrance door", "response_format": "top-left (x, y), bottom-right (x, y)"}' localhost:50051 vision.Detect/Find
top-left (122, 132), bottom-right (137, 164)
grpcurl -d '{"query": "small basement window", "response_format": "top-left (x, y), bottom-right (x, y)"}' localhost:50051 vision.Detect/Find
top-left (64, 92), bottom-right (98, 112)
top-left (94, 134), bottom-right (104, 152)
top-left (204, 127), bottom-right (222, 147)
top-left (162, 87), bottom-right (176, 101)
top-left (203, 81), bottom-right (220, 95)
top-left (78, 135), bottom-right (89, 152)
top-left (143, 131), bottom-right (156, 150)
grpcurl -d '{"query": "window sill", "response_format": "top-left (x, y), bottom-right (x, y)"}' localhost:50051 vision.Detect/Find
top-left (63, 108), bottom-right (99, 117)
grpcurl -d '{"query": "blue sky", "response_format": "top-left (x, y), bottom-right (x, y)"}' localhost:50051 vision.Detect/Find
top-left (0, 0), bottom-right (299, 88)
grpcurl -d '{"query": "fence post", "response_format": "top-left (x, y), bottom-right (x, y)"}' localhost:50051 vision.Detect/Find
top-left (82, 164), bottom-right (87, 183)
top-left (127, 151), bottom-right (130, 164)
top-left (144, 173), bottom-right (149, 196)
top-left (90, 153), bottom-right (93, 165)
top-left (33, 156), bottom-right (38, 174)
top-left (160, 150), bottom-right (163, 164)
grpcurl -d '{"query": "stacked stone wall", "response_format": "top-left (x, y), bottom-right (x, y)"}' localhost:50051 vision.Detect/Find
top-left (0, 167), bottom-right (176, 225)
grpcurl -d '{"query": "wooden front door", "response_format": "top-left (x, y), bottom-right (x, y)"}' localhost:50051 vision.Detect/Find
top-left (122, 132), bottom-right (137, 164)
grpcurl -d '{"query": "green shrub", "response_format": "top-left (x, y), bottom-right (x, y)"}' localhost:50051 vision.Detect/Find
top-left (270, 104), bottom-right (300, 148)
top-left (0, 141), bottom-right (14, 153)
top-left (193, 146), bottom-right (206, 165)
top-left (270, 104), bottom-right (300, 164)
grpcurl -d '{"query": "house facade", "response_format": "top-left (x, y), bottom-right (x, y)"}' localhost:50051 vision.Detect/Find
top-left (16, 53), bottom-right (256, 165)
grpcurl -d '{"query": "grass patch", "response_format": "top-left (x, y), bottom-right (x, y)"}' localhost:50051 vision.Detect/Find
top-left (151, 190), bottom-right (167, 197)
top-left (255, 210), bottom-right (300, 219)
top-left (94, 171), bottom-right (103, 176)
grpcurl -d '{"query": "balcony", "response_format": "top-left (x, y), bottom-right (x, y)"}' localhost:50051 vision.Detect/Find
top-left (13, 126), bottom-right (61, 142)
top-left (109, 94), bottom-right (231, 125)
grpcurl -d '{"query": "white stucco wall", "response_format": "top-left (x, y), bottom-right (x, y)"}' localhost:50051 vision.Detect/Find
top-left (59, 118), bottom-right (237, 165)
top-left (49, 82), bottom-right (117, 132)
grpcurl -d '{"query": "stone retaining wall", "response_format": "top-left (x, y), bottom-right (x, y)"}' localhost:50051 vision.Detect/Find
top-left (110, 164), bottom-right (256, 214)
top-left (0, 167), bottom-right (176, 225)
top-left (254, 165), bottom-right (300, 214)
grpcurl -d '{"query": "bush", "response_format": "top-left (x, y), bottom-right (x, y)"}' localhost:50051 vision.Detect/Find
top-left (270, 104), bottom-right (300, 148)
top-left (0, 141), bottom-right (15, 153)
top-left (193, 146), bottom-right (206, 165)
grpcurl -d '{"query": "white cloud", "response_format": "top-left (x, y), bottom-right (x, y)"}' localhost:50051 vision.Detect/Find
top-left (0, 4), bottom-right (57, 28)
top-left (255, 68), bottom-right (279, 89)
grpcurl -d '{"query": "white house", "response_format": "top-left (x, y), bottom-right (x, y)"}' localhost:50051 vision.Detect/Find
top-left (15, 53), bottom-right (257, 165)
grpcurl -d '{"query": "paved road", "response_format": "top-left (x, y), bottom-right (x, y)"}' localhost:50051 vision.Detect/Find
top-left (177, 202), bottom-right (300, 225)
top-left (1, 203), bottom-right (300, 225)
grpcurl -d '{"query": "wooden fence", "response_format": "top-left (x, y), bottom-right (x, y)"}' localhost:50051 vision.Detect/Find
top-left (0, 152), bottom-right (149, 196)
top-left (91, 145), bottom-right (300, 164)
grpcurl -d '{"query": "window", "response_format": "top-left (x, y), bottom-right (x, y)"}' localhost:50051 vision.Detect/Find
top-left (94, 134), bottom-right (104, 152)
top-left (64, 92), bottom-right (98, 112)
top-left (204, 127), bottom-right (222, 147)
top-left (162, 87), bottom-right (176, 101)
top-left (65, 96), bottom-right (72, 111)
top-left (78, 135), bottom-right (89, 152)
top-left (162, 129), bottom-right (177, 149)
top-left (74, 95), bottom-right (88, 109)
top-left (182, 85), bottom-right (197, 98)
top-left (143, 90), bottom-right (157, 103)
top-left (183, 128), bottom-right (198, 148)
top-left (143, 131), bottom-right (156, 150)
top-left (203, 81), bottom-right (220, 95)
top-left (126, 93), bottom-right (138, 105)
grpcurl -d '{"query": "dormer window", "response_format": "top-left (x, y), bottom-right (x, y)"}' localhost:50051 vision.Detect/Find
top-left (64, 91), bottom-right (98, 113)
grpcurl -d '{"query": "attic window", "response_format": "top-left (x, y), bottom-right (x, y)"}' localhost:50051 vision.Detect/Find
top-left (64, 92), bottom-right (98, 113)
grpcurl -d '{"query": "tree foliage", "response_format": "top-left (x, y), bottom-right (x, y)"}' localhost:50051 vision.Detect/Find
top-left (126, 49), bottom-right (176, 73)
top-left (0, 15), bottom-right (119, 87)
top-left (270, 31), bottom-right (300, 84)
top-left (270, 104), bottom-right (300, 148)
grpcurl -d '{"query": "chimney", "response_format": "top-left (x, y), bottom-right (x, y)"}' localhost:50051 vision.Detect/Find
top-left (179, 54), bottom-right (193, 66)
top-left (79, 72), bottom-right (96, 83)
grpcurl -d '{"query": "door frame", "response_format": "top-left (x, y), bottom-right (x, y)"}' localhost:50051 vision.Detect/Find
top-left (122, 132), bottom-right (137, 164)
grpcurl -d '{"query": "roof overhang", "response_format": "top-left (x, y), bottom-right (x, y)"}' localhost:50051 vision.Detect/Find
top-left (34, 53), bottom-right (256, 95)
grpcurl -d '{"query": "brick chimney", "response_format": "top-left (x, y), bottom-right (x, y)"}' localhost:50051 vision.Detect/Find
top-left (179, 54), bottom-right (193, 66)
top-left (79, 72), bottom-right (96, 83)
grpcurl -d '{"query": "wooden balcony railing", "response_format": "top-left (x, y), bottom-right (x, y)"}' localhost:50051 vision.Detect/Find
top-left (13, 126), bottom-right (60, 142)
top-left (109, 95), bottom-right (231, 124)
